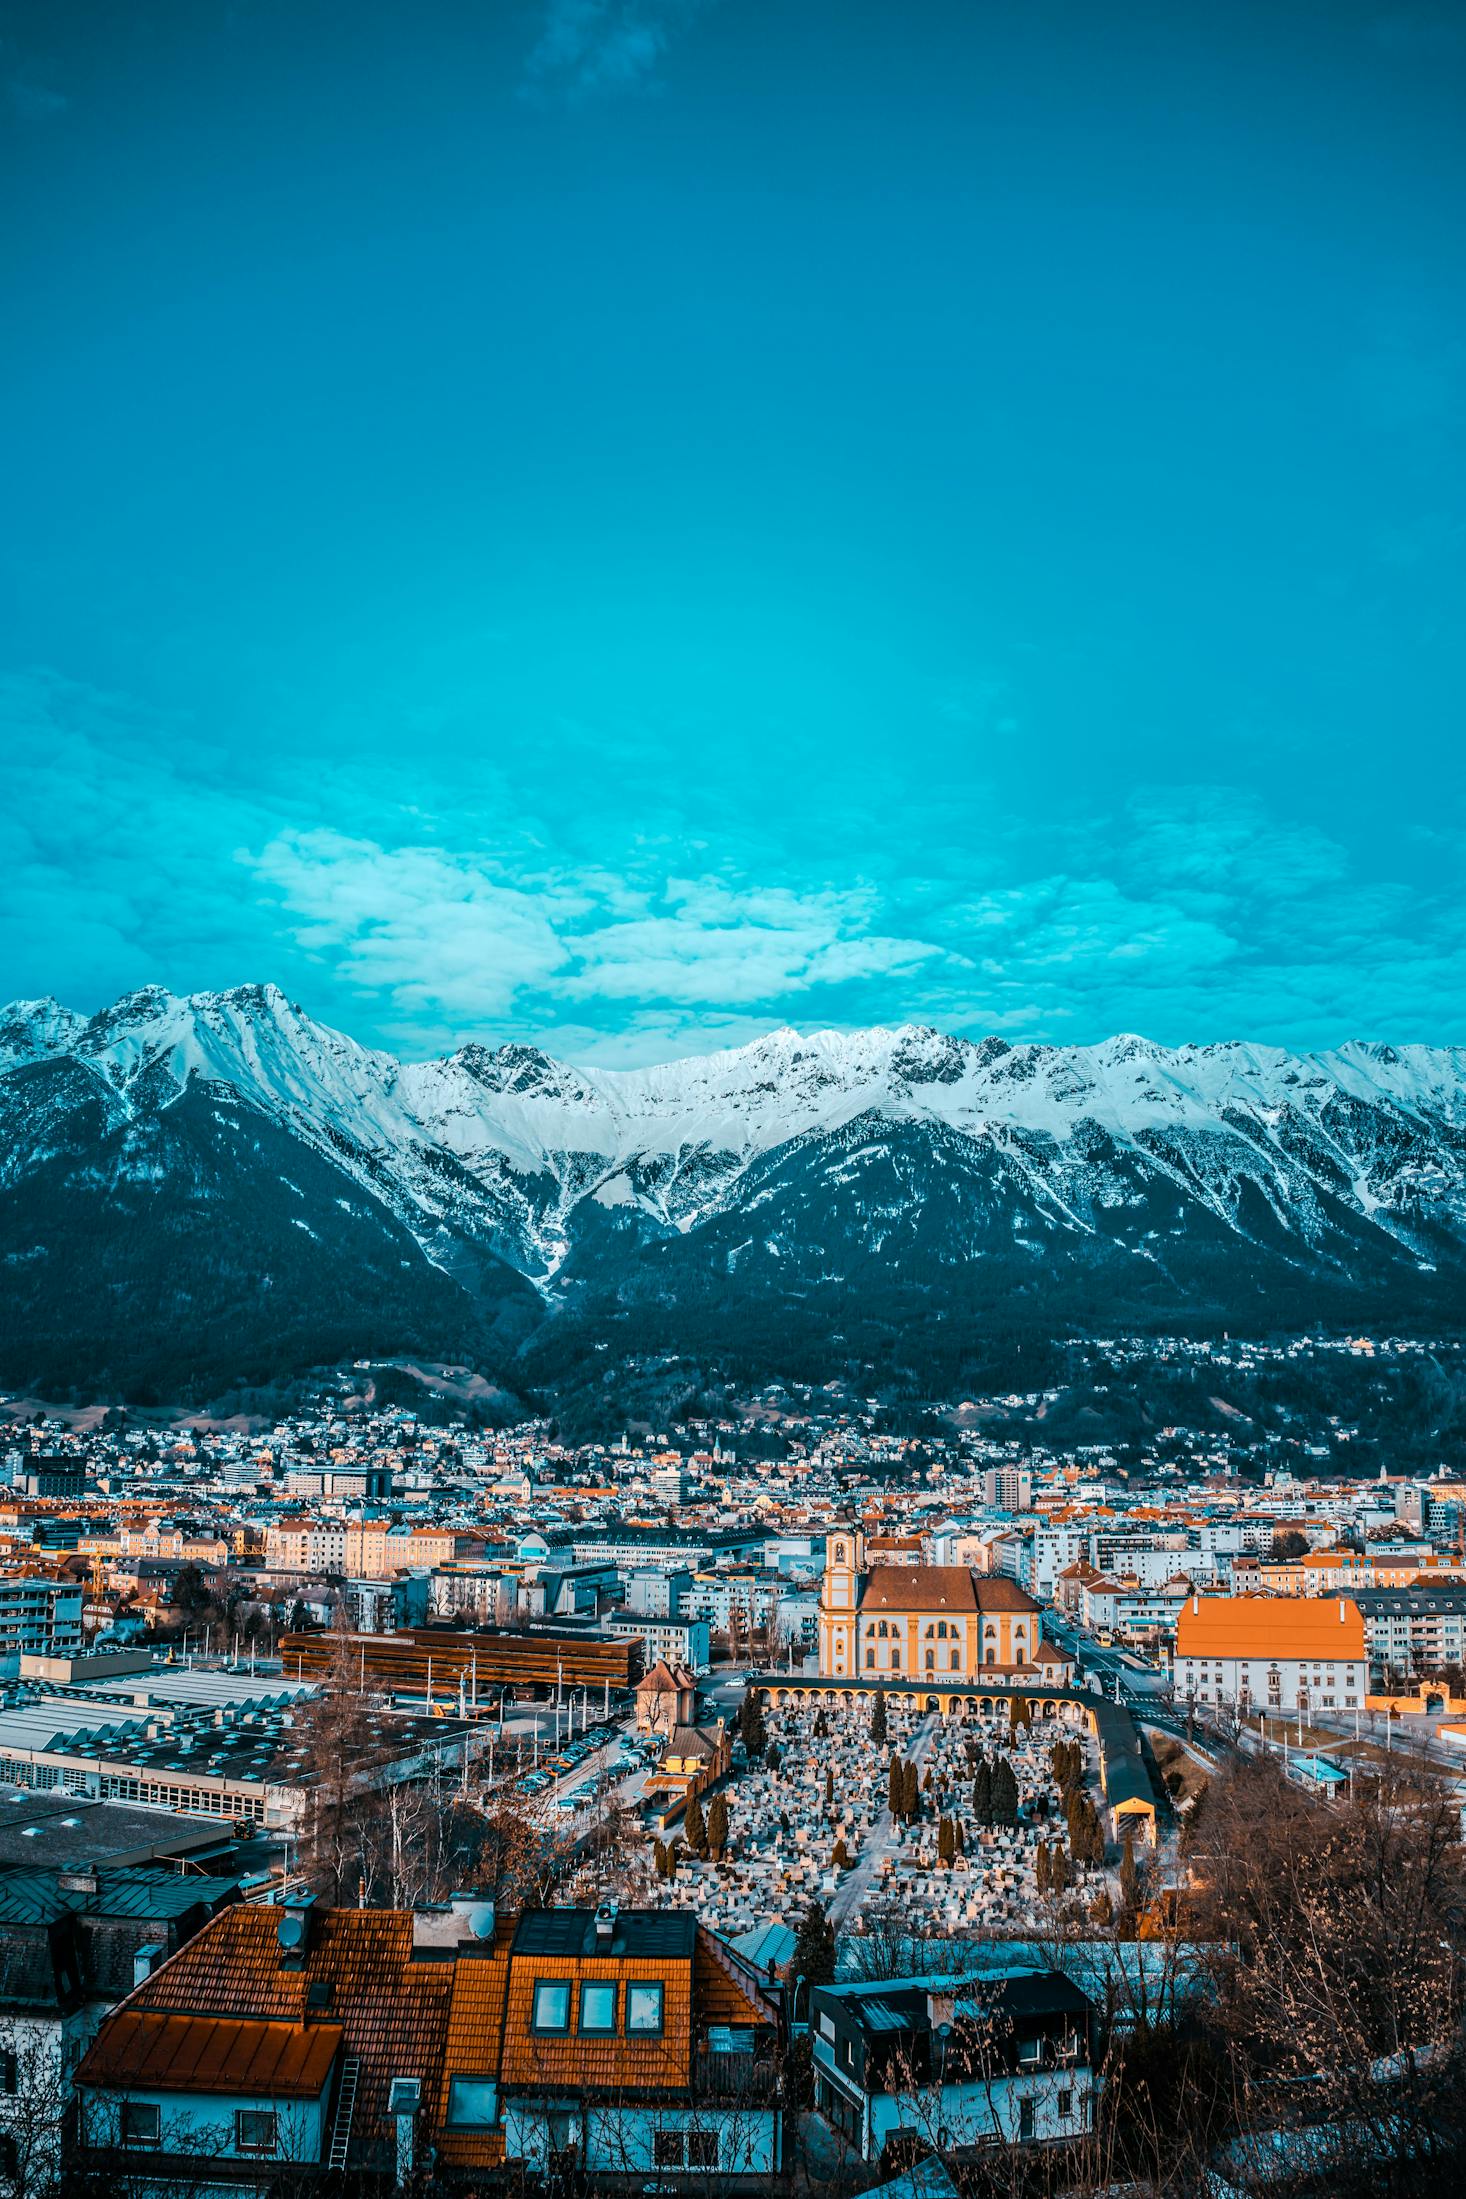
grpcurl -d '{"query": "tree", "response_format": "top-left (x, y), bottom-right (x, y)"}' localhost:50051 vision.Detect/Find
top-left (1269, 1527), bottom-right (1309, 1561)
top-left (888, 1756), bottom-right (904, 1816)
top-left (706, 1792), bottom-right (729, 1861)
top-left (683, 1790), bottom-right (707, 1857)
top-left (1010, 1692), bottom-right (1031, 1734)
top-left (825, 1765), bottom-right (835, 1807)
top-left (900, 1759), bottom-right (919, 1821)
top-left (832, 1836), bottom-right (850, 1871)
top-left (972, 1755), bottom-right (992, 1823)
top-left (737, 1688), bottom-right (767, 1759)
top-left (792, 1899), bottom-right (838, 1993)
top-left (1119, 1829), bottom-right (1139, 1915)
top-left (871, 1686), bottom-right (888, 1743)
top-left (938, 1816), bottom-right (955, 1866)
top-left (991, 1756), bottom-right (1019, 1826)
top-left (1036, 1839), bottom-right (1051, 1892)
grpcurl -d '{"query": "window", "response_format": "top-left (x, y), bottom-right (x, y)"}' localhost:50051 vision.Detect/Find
top-left (1019, 2096), bottom-right (1035, 2141)
top-left (0, 2051), bottom-right (14, 2095)
top-left (532, 1980), bottom-right (572, 2033)
top-left (865, 1648), bottom-right (875, 1668)
top-left (235, 2110), bottom-right (277, 2155)
top-left (654, 2130), bottom-right (685, 2168)
top-left (121, 2101), bottom-right (161, 2147)
top-left (446, 2077), bottom-right (497, 2128)
top-left (688, 2128), bottom-right (719, 2168)
top-left (1057, 2089), bottom-right (1072, 2120)
top-left (580, 1981), bottom-right (617, 2034)
top-left (627, 1982), bottom-right (665, 2034)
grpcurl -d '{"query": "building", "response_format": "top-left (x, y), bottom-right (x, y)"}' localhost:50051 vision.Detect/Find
top-left (811, 1968), bottom-right (1097, 2162)
top-left (608, 1614), bottom-right (712, 1674)
top-left (15, 1458), bottom-right (87, 1500)
top-left (75, 1900), bottom-right (782, 2187)
top-left (818, 1532), bottom-right (1070, 1687)
top-left (1353, 1585), bottom-right (1466, 1685)
top-left (1173, 1595), bottom-right (1367, 1716)
top-left (0, 1578), bottom-right (84, 1672)
top-left (649, 1721), bottom-right (732, 1811)
top-left (635, 1660), bottom-right (699, 1735)
top-left (981, 1465), bottom-right (1033, 1512)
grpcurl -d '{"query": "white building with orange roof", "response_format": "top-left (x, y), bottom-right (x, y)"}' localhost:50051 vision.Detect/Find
top-left (1174, 1593), bottom-right (1367, 1717)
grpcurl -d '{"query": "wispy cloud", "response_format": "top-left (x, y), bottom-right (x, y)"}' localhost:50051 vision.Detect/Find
top-left (521, 0), bottom-right (713, 103)
top-left (5, 669), bottom-right (1465, 1065)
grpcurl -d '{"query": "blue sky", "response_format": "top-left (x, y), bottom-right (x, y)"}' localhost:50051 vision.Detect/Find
top-left (2, 0), bottom-right (1463, 1063)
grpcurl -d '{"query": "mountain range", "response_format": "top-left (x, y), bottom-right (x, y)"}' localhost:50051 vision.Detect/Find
top-left (3, 983), bottom-right (1465, 1405)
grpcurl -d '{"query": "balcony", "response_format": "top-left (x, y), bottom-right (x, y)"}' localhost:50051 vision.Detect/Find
top-left (692, 2050), bottom-right (781, 2103)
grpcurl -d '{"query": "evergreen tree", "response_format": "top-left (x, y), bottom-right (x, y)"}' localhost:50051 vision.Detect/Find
top-left (707, 1792), bottom-right (729, 1861)
top-left (901, 1759), bottom-right (920, 1821)
top-left (954, 1817), bottom-right (965, 1857)
top-left (738, 1690), bottom-right (767, 1759)
top-left (779, 1809), bottom-right (791, 1835)
top-left (1036, 1840), bottom-right (1051, 1893)
top-left (871, 1687), bottom-right (888, 1744)
top-left (922, 1765), bottom-right (934, 1792)
top-left (652, 1837), bottom-right (668, 1879)
top-left (972, 1756), bottom-right (992, 1823)
top-left (832, 1836), bottom-right (849, 1871)
top-left (683, 1791), bottom-right (707, 1856)
top-left (825, 1766), bottom-right (835, 1807)
top-left (888, 1756), bottom-right (904, 1816)
top-left (1050, 1844), bottom-right (1069, 1893)
top-left (938, 1816), bottom-right (955, 1865)
top-left (1010, 1693), bottom-right (1031, 1734)
top-left (992, 1758), bottom-right (1019, 1825)
top-left (792, 1899), bottom-right (837, 1992)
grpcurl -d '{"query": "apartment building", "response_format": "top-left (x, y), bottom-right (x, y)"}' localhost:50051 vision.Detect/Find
top-left (0, 1577), bottom-right (84, 1669)
top-left (1353, 1585), bottom-right (1466, 1684)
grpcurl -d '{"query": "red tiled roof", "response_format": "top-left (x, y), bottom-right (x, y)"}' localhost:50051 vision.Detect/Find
top-left (78, 2012), bottom-right (342, 2097)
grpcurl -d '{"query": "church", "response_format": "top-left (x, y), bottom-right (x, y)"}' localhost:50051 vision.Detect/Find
top-left (818, 1529), bottom-right (1072, 1688)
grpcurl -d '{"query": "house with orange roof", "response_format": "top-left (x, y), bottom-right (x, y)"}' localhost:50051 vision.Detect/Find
top-left (74, 1898), bottom-right (781, 2188)
top-left (1173, 1594), bottom-right (1366, 1717)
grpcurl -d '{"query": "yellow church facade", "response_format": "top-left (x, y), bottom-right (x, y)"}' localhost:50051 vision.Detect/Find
top-left (818, 1529), bottom-right (1070, 1687)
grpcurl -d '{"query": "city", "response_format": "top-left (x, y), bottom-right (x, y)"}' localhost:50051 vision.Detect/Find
top-left (0, 1337), bottom-right (1463, 2190)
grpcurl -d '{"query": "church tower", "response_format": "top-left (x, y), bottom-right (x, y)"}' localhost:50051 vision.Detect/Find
top-left (819, 1527), bottom-right (866, 1677)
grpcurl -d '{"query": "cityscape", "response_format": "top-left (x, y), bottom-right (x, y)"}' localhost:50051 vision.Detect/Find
top-left (5, 0), bottom-right (1466, 2194)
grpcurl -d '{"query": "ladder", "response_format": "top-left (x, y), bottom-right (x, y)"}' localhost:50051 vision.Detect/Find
top-left (327, 2056), bottom-right (361, 2171)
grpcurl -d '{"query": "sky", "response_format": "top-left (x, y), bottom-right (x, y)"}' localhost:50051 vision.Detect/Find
top-left (2, 0), bottom-right (1463, 1065)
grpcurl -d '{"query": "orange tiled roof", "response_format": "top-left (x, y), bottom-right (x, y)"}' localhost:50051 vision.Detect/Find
top-left (1176, 1594), bottom-right (1365, 1660)
top-left (78, 2012), bottom-right (342, 2097)
top-left (96, 1905), bottom-right (454, 2148)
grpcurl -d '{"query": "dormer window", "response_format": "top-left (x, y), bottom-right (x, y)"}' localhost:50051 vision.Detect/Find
top-left (627, 1983), bottom-right (665, 2035)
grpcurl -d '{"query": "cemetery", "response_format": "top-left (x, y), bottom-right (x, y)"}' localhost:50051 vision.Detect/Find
top-left (644, 1686), bottom-right (1116, 1945)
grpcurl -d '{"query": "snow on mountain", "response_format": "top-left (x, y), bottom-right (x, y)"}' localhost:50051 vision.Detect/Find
top-left (5, 985), bottom-right (1466, 1293)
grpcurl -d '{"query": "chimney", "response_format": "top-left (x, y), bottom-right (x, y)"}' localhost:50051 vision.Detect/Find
top-left (448, 1891), bottom-right (496, 1942)
top-left (277, 1893), bottom-right (316, 1965)
top-left (594, 1900), bottom-right (618, 1944)
top-left (388, 2077), bottom-right (420, 2188)
top-left (133, 1943), bottom-right (165, 1989)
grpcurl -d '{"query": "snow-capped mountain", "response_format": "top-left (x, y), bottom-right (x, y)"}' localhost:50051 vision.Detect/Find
top-left (3, 983), bottom-right (1465, 1399)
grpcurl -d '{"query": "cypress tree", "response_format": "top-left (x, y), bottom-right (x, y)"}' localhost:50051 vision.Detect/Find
top-left (938, 1816), bottom-right (955, 1865)
top-left (792, 1899), bottom-right (838, 1990)
top-left (871, 1687), bottom-right (888, 1743)
top-left (954, 1817), bottom-right (965, 1857)
top-left (832, 1837), bottom-right (849, 1871)
top-left (825, 1766), bottom-right (835, 1807)
top-left (901, 1759), bottom-right (920, 1821)
top-left (1036, 1840), bottom-right (1051, 1893)
top-left (972, 1756), bottom-right (992, 1823)
top-left (888, 1756), bottom-right (904, 1816)
top-left (683, 1791), bottom-right (707, 1856)
top-left (707, 1793), bottom-right (729, 1861)
top-left (992, 1758), bottom-right (1019, 1825)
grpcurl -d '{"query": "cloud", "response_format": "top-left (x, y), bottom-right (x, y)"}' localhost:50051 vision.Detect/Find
top-left (521, 0), bottom-right (712, 102)
top-left (248, 836), bottom-right (949, 1018)
top-left (247, 831), bottom-right (573, 1020)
